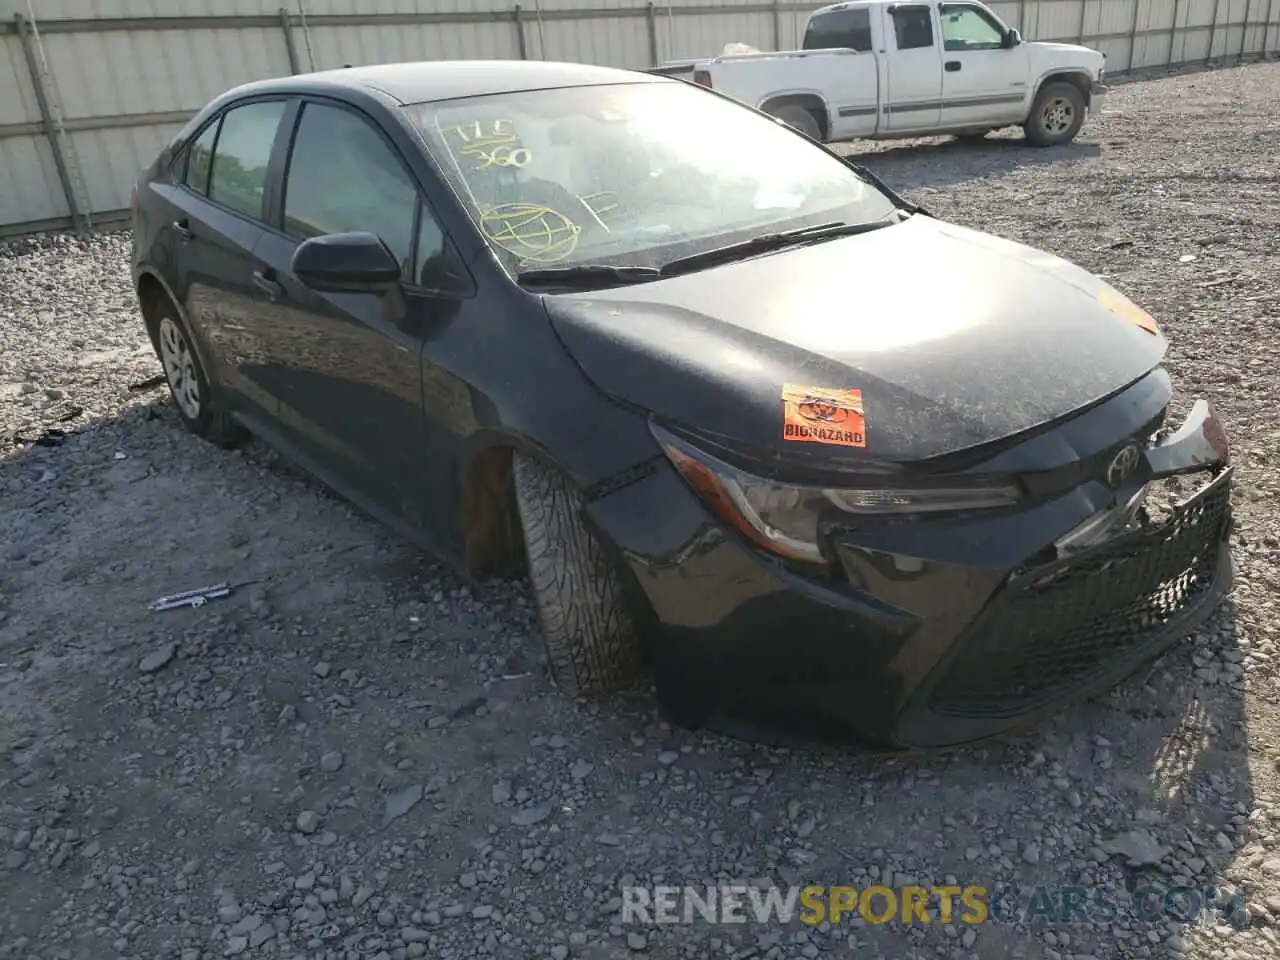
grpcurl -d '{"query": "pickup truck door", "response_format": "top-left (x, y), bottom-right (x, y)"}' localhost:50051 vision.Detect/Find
top-left (937, 2), bottom-right (1031, 126)
top-left (881, 3), bottom-right (943, 130)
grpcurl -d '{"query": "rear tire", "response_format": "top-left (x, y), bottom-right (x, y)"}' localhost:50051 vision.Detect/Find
top-left (145, 293), bottom-right (247, 449)
top-left (1024, 81), bottom-right (1086, 147)
top-left (767, 104), bottom-right (823, 141)
top-left (512, 452), bottom-right (643, 698)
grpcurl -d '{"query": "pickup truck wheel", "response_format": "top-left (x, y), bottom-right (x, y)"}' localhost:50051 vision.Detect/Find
top-left (512, 451), bottom-right (643, 699)
top-left (767, 104), bottom-right (822, 141)
top-left (1024, 81), bottom-right (1086, 146)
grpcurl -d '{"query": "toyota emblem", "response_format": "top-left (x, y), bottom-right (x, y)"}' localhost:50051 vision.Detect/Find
top-left (1107, 443), bottom-right (1142, 489)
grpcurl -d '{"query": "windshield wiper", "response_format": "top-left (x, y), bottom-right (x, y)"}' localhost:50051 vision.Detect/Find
top-left (844, 162), bottom-right (931, 217)
top-left (657, 219), bottom-right (895, 277)
top-left (516, 217), bottom-right (897, 290)
top-left (516, 264), bottom-right (662, 290)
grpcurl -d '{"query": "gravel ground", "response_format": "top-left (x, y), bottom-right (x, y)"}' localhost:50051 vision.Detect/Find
top-left (2, 61), bottom-right (1279, 960)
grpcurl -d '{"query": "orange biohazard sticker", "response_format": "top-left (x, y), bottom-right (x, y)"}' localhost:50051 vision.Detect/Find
top-left (781, 384), bottom-right (867, 448)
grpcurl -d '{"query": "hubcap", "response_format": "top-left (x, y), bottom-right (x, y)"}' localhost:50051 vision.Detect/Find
top-left (1043, 97), bottom-right (1075, 134)
top-left (157, 316), bottom-right (202, 420)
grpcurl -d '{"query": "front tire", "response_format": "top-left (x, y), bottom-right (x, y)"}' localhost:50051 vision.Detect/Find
top-left (512, 452), bottom-right (643, 698)
top-left (146, 295), bottom-right (247, 448)
top-left (1024, 81), bottom-right (1086, 146)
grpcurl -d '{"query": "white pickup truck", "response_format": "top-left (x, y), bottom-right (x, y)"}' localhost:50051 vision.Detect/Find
top-left (654, 0), bottom-right (1107, 147)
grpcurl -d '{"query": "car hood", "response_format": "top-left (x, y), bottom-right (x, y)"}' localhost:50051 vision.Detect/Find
top-left (1026, 41), bottom-right (1104, 68)
top-left (546, 215), bottom-right (1166, 466)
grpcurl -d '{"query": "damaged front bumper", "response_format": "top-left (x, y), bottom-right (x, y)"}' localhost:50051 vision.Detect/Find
top-left (897, 397), bottom-right (1234, 747)
top-left (586, 389), bottom-right (1234, 751)
top-left (1056, 398), bottom-right (1232, 557)
top-left (1146, 398), bottom-right (1230, 478)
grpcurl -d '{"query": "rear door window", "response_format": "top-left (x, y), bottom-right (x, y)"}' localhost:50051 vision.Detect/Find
top-left (891, 6), bottom-right (936, 49)
top-left (208, 100), bottom-right (288, 221)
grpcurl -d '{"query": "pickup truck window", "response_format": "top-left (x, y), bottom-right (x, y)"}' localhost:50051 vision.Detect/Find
top-left (802, 8), bottom-right (873, 52)
top-left (939, 4), bottom-right (1006, 50)
top-left (404, 82), bottom-right (898, 274)
top-left (891, 7), bottom-right (935, 50)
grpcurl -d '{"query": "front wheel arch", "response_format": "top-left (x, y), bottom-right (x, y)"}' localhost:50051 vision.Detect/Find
top-left (459, 443), bottom-right (527, 580)
top-left (1028, 70), bottom-right (1093, 116)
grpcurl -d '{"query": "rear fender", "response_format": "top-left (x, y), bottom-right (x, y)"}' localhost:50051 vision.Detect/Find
top-left (756, 90), bottom-right (833, 137)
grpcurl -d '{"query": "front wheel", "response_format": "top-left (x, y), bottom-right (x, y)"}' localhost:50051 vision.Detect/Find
top-left (1024, 81), bottom-right (1086, 147)
top-left (512, 452), bottom-right (643, 698)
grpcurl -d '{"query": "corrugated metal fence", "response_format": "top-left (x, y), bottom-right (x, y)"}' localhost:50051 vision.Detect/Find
top-left (1, 0), bottom-right (1277, 238)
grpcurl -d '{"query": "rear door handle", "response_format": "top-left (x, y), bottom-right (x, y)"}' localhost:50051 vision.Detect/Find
top-left (945, 60), bottom-right (962, 72)
top-left (252, 269), bottom-right (283, 297)
top-left (173, 219), bottom-right (193, 241)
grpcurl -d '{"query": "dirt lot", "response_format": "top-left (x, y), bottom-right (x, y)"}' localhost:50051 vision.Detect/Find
top-left (2, 61), bottom-right (1279, 960)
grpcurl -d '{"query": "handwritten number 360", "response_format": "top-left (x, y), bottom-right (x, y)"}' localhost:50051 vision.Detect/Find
top-left (474, 146), bottom-right (532, 169)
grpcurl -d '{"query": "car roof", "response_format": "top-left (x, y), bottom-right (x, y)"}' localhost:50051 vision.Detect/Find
top-left (223, 59), bottom-right (664, 107)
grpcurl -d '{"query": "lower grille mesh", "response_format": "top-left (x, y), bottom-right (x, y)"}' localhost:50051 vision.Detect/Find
top-left (928, 472), bottom-right (1232, 720)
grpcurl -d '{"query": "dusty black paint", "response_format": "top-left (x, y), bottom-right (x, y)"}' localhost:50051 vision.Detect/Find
top-left (131, 59), bottom-right (1231, 750)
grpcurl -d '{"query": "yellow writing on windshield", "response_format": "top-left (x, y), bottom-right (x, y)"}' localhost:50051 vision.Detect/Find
top-left (448, 118), bottom-right (518, 149)
top-left (480, 203), bottom-right (580, 264)
top-left (446, 119), bottom-right (535, 172)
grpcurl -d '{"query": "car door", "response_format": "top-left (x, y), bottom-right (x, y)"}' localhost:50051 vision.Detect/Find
top-left (937, 2), bottom-right (1030, 126)
top-left (251, 97), bottom-right (472, 525)
top-left (169, 98), bottom-right (292, 421)
top-left (882, 4), bottom-right (944, 130)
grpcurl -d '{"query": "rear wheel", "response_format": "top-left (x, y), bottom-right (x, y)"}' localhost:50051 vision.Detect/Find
top-left (146, 294), bottom-right (246, 448)
top-left (767, 104), bottom-right (823, 141)
top-left (512, 452), bottom-right (643, 698)
top-left (1024, 81), bottom-right (1086, 146)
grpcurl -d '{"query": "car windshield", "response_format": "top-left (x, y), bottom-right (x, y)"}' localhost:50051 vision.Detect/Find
top-left (402, 81), bottom-right (899, 276)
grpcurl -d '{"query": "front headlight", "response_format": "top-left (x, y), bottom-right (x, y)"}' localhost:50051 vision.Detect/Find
top-left (651, 423), bottom-right (1022, 565)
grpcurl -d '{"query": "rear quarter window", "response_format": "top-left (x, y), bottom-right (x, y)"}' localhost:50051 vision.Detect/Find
top-left (183, 121), bottom-right (219, 196)
top-left (803, 8), bottom-right (873, 52)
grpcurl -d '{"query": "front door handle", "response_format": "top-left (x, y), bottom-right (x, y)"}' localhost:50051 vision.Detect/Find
top-left (173, 219), bottom-right (193, 241)
top-left (252, 269), bottom-right (283, 297)
top-left (945, 60), bottom-right (962, 72)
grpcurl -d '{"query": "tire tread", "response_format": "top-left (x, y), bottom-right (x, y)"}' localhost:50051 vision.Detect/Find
top-left (513, 452), bottom-right (642, 698)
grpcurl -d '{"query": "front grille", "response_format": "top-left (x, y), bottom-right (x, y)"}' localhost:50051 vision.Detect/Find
top-left (928, 469), bottom-right (1232, 720)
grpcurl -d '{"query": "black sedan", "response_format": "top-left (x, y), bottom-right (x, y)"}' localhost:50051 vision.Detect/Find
top-left (130, 59), bottom-right (1233, 751)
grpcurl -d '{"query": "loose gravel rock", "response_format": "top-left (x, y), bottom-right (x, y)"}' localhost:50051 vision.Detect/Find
top-left (2, 62), bottom-right (1279, 960)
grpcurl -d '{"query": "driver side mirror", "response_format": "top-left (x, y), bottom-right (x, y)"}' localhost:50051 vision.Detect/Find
top-left (1003, 28), bottom-right (1022, 48)
top-left (292, 231), bottom-right (402, 294)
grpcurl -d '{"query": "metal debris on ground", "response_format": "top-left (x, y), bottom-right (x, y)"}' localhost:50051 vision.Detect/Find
top-left (148, 580), bottom-right (258, 612)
